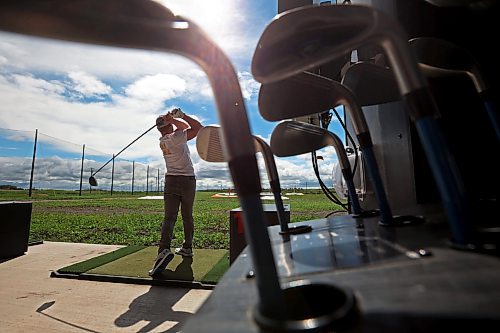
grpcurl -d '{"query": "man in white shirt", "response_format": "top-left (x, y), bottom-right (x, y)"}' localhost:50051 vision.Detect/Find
top-left (149, 108), bottom-right (202, 276)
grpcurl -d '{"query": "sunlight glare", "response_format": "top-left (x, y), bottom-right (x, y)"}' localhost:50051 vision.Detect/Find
top-left (157, 0), bottom-right (243, 54)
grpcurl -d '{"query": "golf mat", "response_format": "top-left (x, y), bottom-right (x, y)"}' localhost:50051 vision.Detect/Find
top-left (51, 246), bottom-right (229, 289)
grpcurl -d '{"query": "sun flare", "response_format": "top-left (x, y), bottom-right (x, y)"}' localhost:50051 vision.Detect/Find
top-left (157, 0), bottom-right (244, 54)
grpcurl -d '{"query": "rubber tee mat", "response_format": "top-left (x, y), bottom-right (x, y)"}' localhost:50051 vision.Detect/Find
top-left (51, 246), bottom-right (229, 289)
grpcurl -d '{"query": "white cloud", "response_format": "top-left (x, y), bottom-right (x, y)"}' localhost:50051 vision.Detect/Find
top-left (184, 69), bottom-right (213, 100)
top-left (238, 71), bottom-right (260, 100)
top-left (68, 71), bottom-right (112, 97)
top-left (112, 74), bottom-right (187, 112)
top-left (124, 74), bottom-right (185, 101)
top-left (0, 72), bottom-right (159, 155)
top-left (11, 74), bottom-right (65, 95)
top-left (0, 31), bottom-right (198, 80)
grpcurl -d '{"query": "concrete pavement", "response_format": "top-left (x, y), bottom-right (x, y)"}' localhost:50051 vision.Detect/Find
top-left (0, 241), bottom-right (211, 332)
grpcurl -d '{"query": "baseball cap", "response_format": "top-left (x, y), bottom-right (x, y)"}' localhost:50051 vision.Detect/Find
top-left (156, 116), bottom-right (169, 129)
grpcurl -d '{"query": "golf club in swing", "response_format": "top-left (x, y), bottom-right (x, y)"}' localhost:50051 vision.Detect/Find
top-left (88, 123), bottom-right (158, 187)
top-left (0, 1), bottom-right (360, 331)
top-left (196, 125), bottom-right (312, 240)
top-left (271, 120), bottom-right (363, 217)
top-left (251, 3), bottom-right (473, 246)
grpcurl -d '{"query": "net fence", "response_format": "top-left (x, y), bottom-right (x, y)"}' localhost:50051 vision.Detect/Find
top-left (0, 127), bottom-right (164, 197)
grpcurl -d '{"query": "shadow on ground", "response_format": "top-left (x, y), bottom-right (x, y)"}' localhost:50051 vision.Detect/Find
top-left (115, 257), bottom-right (195, 332)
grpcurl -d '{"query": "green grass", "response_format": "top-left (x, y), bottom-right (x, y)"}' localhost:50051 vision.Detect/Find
top-left (86, 247), bottom-right (229, 284)
top-left (56, 246), bottom-right (229, 285)
top-left (57, 245), bottom-right (146, 274)
top-left (0, 189), bottom-right (345, 249)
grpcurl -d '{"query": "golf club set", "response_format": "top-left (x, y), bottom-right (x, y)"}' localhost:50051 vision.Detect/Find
top-left (2, 0), bottom-right (498, 332)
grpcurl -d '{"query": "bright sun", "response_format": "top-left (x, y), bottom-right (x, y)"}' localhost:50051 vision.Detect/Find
top-left (157, 0), bottom-right (244, 54)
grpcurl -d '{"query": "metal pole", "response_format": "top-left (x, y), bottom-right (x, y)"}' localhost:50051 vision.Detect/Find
top-left (111, 154), bottom-right (115, 196)
top-left (28, 129), bottom-right (38, 197)
top-left (131, 161), bottom-right (135, 195)
top-left (146, 165), bottom-right (149, 195)
top-left (79, 144), bottom-right (85, 196)
top-left (90, 167), bottom-right (93, 194)
top-left (157, 168), bottom-right (160, 193)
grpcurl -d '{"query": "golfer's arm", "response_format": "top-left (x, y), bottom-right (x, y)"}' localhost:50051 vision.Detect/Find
top-left (171, 118), bottom-right (189, 131)
top-left (183, 115), bottom-right (202, 141)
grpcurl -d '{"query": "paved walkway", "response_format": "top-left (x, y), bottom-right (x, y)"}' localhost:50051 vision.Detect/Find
top-left (0, 242), bottom-right (211, 332)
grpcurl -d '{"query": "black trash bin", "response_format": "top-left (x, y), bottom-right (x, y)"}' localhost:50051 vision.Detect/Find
top-left (229, 203), bottom-right (290, 263)
top-left (0, 201), bottom-right (33, 259)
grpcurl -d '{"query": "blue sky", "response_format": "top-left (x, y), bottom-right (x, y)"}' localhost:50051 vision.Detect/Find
top-left (0, 0), bottom-right (344, 191)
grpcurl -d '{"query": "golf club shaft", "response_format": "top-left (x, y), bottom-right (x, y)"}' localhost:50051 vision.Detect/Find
top-left (91, 124), bottom-right (157, 176)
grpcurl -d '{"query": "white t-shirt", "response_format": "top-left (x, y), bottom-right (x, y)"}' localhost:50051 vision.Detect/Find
top-left (159, 131), bottom-right (195, 176)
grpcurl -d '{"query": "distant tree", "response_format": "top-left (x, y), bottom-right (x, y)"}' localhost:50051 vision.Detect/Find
top-left (0, 185), bottom-right (22, 190)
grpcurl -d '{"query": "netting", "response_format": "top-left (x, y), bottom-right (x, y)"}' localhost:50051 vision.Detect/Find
top-left (0, 127), bottom-right (164, 196)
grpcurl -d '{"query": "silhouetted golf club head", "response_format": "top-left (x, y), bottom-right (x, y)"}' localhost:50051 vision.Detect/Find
top-left (271, 121), bottom-right (350, 170)
top-left (196, 126), bottom-right (227, 163)
top-left (259, 71), bottom-right (371, 137)
top-left (409, 37), bottom-right (487, 92)
top-left (0, 0), bottom-right (176, 46)
top-left (271, 121), bottom-right (333, 157)
top-left (271, 120), bottom-right (364, 216)
top-left (197, 125), bottom-right (280, 183)
top-left (259, 72), bottom-right (343, 121)
top-left (197, 125), bottom-right (266, 161)
top-left (89, 176), bottom-right (98, 187)
top-left (252, 4), bottom-right (423, 95)
top-left (341, 62), bottom-right (400, 106)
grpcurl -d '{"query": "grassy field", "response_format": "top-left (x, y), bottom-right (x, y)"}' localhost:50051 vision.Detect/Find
top-left (1, 189), bottom-right (345, 249)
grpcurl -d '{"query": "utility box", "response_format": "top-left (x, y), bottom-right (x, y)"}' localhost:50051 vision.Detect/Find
top-left (0, 201), bottom-right (33, 259)
top-left (229, 203), bottom-right (290, 264)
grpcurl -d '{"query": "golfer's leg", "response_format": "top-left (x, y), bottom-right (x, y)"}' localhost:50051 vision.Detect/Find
top-left (159, 177), bottom-right (181, 252)
top-left (180, 176), bottom-right (196, 249)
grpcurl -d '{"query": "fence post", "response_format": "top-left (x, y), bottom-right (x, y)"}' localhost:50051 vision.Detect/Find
top-left (146, 165), bottom-right (149, 195)
top-left (79, 144), bottom-right (85, 196)
top-left (111, 154), bottom-right (115, 196)
top-left (131, 161), bottom-right (135, 195)
top-left (28, 129), bottom-right (38, 197)
top-left (90, 167), bottom-right (93, 193)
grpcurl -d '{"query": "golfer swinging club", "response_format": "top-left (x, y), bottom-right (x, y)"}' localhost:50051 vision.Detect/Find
top-left (149, 108), bottom-right (203, 276)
